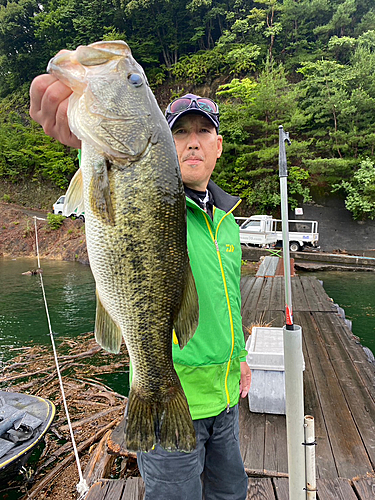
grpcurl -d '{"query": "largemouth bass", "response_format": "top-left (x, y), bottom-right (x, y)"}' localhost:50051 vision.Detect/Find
top-left (47, 41), bottom-right (199, 452)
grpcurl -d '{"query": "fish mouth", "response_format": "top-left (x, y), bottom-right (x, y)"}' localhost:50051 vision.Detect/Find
top-left (47, 50), bottom-right (87, 92)
top-left (47, 42), bottom-right (133, 92)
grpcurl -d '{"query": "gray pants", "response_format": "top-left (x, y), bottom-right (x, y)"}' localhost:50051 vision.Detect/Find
top-left (137, 404), bottom-right (248, 500)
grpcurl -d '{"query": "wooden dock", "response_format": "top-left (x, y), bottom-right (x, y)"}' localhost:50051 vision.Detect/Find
top-left (85, 273), bottom-right (375, 499)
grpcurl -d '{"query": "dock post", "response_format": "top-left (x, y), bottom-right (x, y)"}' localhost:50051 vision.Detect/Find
top-left (283, 324), bottom-right (306, 500)
top-left (304, 415), bottom-right (317, 500)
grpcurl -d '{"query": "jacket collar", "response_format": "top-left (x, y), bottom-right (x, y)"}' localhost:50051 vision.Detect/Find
top-left (185, 180), bottom-right (240, 213)
top-left (206, 180), bottom-right (241, 213)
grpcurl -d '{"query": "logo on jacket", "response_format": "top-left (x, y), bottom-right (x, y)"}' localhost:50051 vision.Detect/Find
top-left (226, 244), bottom-right (235, 252)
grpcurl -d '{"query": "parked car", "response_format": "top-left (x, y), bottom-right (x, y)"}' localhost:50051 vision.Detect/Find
top-left (235, 215), bottom-right (319, 252)
top-left (52, 195), bottom-right (65, 214)
top-left (52, 195), bottom-right (85, 220)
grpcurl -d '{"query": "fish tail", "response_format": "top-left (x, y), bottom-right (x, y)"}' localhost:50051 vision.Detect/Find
top-left (125, 385), bottom-right (196, 453)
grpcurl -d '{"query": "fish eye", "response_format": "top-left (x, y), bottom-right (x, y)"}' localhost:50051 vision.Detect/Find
top-left (128, 73), bottom-right (143, 87)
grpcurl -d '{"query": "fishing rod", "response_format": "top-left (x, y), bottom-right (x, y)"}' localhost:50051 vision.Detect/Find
top-left (278, 125), bottom-right (293, 328)
top-left (278, 126), bottom-right (309, 500)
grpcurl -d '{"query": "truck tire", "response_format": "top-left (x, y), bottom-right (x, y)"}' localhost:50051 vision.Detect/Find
top-left (289, 241), bottom-right (300, 252)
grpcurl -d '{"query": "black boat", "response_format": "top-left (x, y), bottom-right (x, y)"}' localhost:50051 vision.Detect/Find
top-left (0, 390), bottom-right (55, 478)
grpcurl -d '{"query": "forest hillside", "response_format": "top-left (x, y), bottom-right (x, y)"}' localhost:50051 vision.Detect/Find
top-left (1, 0), bottom-right (375, 218)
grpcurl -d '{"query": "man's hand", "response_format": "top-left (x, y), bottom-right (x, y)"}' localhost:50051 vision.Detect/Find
top-left (29, 74), bottom-right (81, 148)
top-left (240, 361), bottom-right (252, 398)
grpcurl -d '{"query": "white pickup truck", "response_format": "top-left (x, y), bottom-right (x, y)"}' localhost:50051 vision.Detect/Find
top-left (52, 195), bottom-right (85, 220)
top-left (235, 215), bottom-right (319, 252)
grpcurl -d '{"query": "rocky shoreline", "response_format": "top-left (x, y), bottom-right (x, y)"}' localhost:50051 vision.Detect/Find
top-left (3, 201), bottom-right (375, 273)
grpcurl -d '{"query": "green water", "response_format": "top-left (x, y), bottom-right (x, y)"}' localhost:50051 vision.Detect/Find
top-left (1, 259), bottom-right (374, 361)
top-left (306, 271), bottom-right (375, 354)
top-left (0, 258), bottom-right (96, 365)
top-left (1, 259), bottom-right (374, 498)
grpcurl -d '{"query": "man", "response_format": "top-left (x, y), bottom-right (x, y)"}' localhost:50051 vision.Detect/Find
top-left (29, 80), bottom-right (251, 499)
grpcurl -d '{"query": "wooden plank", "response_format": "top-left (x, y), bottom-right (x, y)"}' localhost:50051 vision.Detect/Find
top-left (313, 312), bottom-right (375, 469)
top-left (295, 312), bottom-right (338, 480)
top-left (264, 257), bottom-right (279, 277)
top-left (247, 478), bottom-right (276, 499)
top-left (86, 480), bottom-right (126, 500)
top-left (256, 277), bottom-right (274, 311)
top-left (272, 477), bottom-right (290, 500)
top-left (316, 478), bottom-right (357, 500)
top-left (86, 481), bottom-right (108, 500)
top-left (300, 276), bottom-right (333, 312)
top-left (352, 476), bottom-right (375, 499)
top-left (275, 258), bottom-right (295, 277)
top-left (256, 256), bottom-right (273, 277)
top-left (296, 308), bottom-right (373, 479)
top-left (291, 276), bottom-right (310, 312)
top-left (269, 277), bottom-right (284, 311)
top-left (262, 310), bottom-right (284, 328)
top-left (123, 477), bottom-right (145, 500)
top-left (241, 275), bottom-right (256, 297)
top-left (323, 311), bottom-right (375, 403)
top-left (241, 277), bottom-right (265, 326)
top-left (239, 397), bottom-right (266, 473)
top-left (105, 480), bottom-right (127, 499)
top-left (264, 414), bottom-right (288, 475)
top-left (84, 431), bottom-right (116, 488)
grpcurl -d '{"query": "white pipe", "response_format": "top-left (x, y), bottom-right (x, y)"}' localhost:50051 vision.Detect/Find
top-left (283, 324), bottom-right (306, 500)
top-left (304, 415), bottom-right (317, 500)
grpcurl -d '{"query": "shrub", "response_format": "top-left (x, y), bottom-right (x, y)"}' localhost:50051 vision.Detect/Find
top-left (47, 212), bottom-right (65, 230)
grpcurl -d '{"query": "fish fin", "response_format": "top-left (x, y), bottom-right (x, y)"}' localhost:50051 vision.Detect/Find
top-left (94, 290), bottom-right (122, 353)
top-left (89, 158), bottom-right (115, 225)
top-left (63, 168), bottom-right (84, 217)
top-left (173, 263), bottom-right (199, 349)
top-left (125, 384), bottom-right (196, 453)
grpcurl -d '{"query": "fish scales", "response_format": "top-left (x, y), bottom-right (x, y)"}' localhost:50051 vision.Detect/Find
top-left (48, 41), bottom-right (199, 452)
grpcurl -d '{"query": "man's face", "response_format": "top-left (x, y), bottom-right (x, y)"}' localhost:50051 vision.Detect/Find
top-left (172, 114), bottom-right (223, 191)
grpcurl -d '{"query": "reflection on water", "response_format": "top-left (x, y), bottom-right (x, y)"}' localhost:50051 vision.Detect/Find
top-left (0, 258), bottom-right (96, 364)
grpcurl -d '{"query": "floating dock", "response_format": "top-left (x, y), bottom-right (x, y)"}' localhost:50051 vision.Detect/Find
top-left (85, 268), bottom-right (375, 499)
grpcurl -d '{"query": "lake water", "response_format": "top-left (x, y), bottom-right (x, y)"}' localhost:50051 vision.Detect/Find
top-left (0, 258), bottom-right (374, 498)
top-left (310, 270), bottom-right (375, 354)
top-left (1, 258), bottom-right (374, 363)
top-left (0, 258), bottom-right (96, 366)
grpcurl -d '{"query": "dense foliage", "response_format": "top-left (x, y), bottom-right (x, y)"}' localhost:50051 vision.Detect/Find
top-left (0, 0), bottom-right (374, 216)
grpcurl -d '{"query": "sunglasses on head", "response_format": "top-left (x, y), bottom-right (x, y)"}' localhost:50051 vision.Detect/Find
top-left (166, 97), bottom-right (219, 116)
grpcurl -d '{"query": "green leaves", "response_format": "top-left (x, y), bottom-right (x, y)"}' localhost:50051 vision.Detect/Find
top-left (0, 90), bottom-right (77, 188)
top-left (333, 158), bottom-right (375, 220)
top-left (47, 212), bottom-right (65, 229)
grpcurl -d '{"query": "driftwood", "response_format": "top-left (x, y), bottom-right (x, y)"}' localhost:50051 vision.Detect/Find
top-left (57, 345), bottom-right (102, 360)
top-left (26, 420), bottom-right (120, 499)
top-left (59, 404), bottom-right (125, 432)
top-left (0, 367), bottom-right (53, 383)
top-left (75, 378), bottom-right (128, 400)
top-left (83, 430), bottom-right (116, 487)
top-left (1, 331), bottom-right (129, 500)
top-left (0, 361), bottom-right (84, 384)
top-left (107, 417), bottom-right (137, 460)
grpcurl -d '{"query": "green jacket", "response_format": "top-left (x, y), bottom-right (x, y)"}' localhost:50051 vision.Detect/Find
top-left (173, 180), bottom-right (247, 420)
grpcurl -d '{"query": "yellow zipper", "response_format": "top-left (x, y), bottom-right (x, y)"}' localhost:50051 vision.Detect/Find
top-left (202, 199), bottom-right (241, 411)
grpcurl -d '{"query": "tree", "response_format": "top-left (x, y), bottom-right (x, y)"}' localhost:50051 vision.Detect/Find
top-left (214, 62), bottom-right (311, 212)
top-left (0, 0), bottom-right (44, 95)
top-left (333, 157), bottom-right (375, 219)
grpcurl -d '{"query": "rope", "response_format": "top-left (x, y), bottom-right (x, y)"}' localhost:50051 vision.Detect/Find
top-left (33, 217), bottom-right (89, 498)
